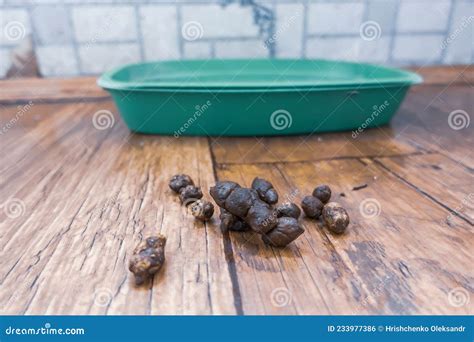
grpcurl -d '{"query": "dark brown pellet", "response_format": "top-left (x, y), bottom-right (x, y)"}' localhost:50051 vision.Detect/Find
top-left (210, 181), bottom-right (277, 234)
top-left (251, 177), bottom-right (279, 205)
top-left (262, 217), bottom-right (304, 247)
top-left (322, 202), bottom-right (350, 234)
top-left (179, 185), bottom-right (203, 204)
top-left (219, 208), bottom-right (250, 232)
top-left (169, 174), bottom-right (194, 193)
top-left (312, 185), bottom-right (331, 203)
top-left (301, 195), bottom-right (324, 218)
top-left (274, 202), bottom-right (301, 219)
top-left (129, 235), bottom-right (166, 285)
top-left (189, 200), bottom-right (214, 221)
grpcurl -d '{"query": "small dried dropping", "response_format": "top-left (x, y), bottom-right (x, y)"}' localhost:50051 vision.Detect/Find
top-left (210, 181), bottom-right (277, 234)
top-left (189, 200), bottom-right (214, 221)
top-left (209, 181), bottom-right (240, 207)
top-left (275, 202), bottom-right (301, 219)
top-left (225, 187), bottom-right (256, 218)
top-left (179, 185), bottom-right (203, 204)
top-left (246, 199), bottom-right (278, 234)
top-left (262, 217), bottom-right (304, 247)
top-left (129, 235), bottom-right (166, 285)
top-left (352, 184), bottom-right (368, 191)
top-left (169, 174), bottom-right (194, 193)
top-left (251, 177), bottom-right (279, 205)
top-left (322, 202), bottom-right (350, 234)
top-left (301, 195), bottom-right (324, 218)
top-left (312, 185), bottom-right (331, 203)
top-left (219, 208), bottom-right (250, 232)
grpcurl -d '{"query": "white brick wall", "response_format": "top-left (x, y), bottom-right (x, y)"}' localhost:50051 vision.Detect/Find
top-left (72, 6), bottom-right (137, 43)
top-left (140, 5), bottom-right (179, 61)
top-left (307, 35), bottom-right (391, 63)
top-left (397, 0), bottom-right (451, 33)
top-left (443, 1), bottom-right (474, 64)
top-left (275, 3), bottom-right (304, 58)
top-left (31, 5), bottom-right (71, 45)
top-left (184, 42), bottom-right (212, 59)
top-left (215, 40), bottom-right (268, 58)
top-left (366, 0), bottom-right (398, 34)
top-left (78, 43), bottom-right (140, 74)
top-left (359, 37), bottom-right (391, 63)
top-left (307, 37), bottom-right (360, 61)
top-left (36, 45), bottom-right (78, 76)
top-left (393, 35), bottom-right (445, 63)
top-left (181, 3), bottom-right (259, 38)
top-left (0, 0), bottom-right (471, 78)
top-left (307, 2), bottom-right (365, 35)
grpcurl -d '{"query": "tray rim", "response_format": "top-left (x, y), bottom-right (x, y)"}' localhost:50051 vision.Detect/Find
top-left (98, 58), bottom-right (423, 92)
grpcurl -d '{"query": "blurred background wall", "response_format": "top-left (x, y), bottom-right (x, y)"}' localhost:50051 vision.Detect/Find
top-left (0, 0), bottom-right (472, 78)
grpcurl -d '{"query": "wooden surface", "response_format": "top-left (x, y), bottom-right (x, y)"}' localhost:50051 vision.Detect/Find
top-left (0, 66), bottom-right (472, 315)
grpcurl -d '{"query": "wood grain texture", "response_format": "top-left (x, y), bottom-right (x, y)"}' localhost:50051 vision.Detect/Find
top-left (214, 158), bottom-right (473, 315)
top-left (0, 102), bottom-right (236, 315)
top-left (374, 153), bottom-right (473, 225)
top-left (0, 77), bottom-right (108, 104)
top-left (408, 65), bottom-right (473, 86)
top-left (0, 69), bottom-right (472, 315)
top-left (394, 85), bottom-right (474, 168)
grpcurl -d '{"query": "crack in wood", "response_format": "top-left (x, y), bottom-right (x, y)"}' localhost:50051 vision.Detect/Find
top-left (216, 151), bottom-right (435, 167)
top-left (372, 158), bottom-right (473, 226)
top-left (207, 137), bottom-right (244, 315)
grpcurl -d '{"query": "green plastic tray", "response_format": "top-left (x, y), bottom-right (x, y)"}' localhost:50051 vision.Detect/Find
top-left (98, 59), bottom-right (422, 136)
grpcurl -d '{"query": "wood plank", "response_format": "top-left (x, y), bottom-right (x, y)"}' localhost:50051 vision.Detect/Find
top-left (394, 85), bottom-right (474, 168)
top-left (407, 65), bottom-right (473, 86)
top-left (211, 129), bottom-right (419, 165)
top-left (0, 102), bottom-right (236, 314)
top-left (0, 77), bottom-right (108, 103)
top-left (215, 158), bottom-right (473, 314)
top-left (374, 153), bottom-right (473, 225)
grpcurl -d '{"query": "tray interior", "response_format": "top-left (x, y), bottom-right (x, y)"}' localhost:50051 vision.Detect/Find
top-left (99, 59), bottom-right (422, 90)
